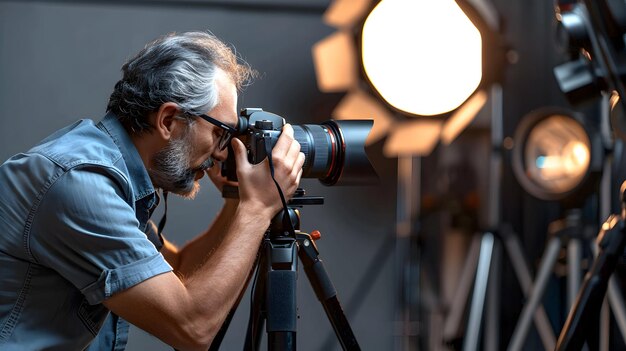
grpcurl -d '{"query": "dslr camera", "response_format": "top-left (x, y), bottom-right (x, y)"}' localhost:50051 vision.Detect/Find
top-left (221, 108), bottom-right (376, 186)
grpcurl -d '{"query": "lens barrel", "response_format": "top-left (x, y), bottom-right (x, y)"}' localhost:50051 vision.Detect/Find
top-left (293, 120), bottom-right (377, 186)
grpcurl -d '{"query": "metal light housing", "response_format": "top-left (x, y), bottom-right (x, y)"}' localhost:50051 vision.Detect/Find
top-left (512, 107), bottom-right (602, 203)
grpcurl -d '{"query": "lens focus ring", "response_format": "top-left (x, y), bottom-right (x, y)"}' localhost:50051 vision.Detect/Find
top-left (293, 125), bottom-right (332, 178)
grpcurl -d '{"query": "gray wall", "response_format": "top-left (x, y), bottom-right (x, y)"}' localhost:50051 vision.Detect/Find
top-left (0, 1), bottom-right (396, 350)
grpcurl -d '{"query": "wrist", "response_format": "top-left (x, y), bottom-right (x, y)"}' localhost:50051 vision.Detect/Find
top-left (237, 200), bottom-right (275, 224)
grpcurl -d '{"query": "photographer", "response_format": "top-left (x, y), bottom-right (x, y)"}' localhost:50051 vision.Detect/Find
top-left (0, 31), bottom-right (305, 350)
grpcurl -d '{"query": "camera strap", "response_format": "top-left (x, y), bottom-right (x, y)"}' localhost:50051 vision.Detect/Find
top-left (264, 137), bottom-right (297, 238)
top-left (157, 190), bottom-right (168, 239)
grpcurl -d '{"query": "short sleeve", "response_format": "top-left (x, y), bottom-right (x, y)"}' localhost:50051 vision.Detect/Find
top-left (29, 165), bottom-right (172, 305)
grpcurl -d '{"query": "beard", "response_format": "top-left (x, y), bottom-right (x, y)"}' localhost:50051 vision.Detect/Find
top-left (149, 131), bottom-right (214, 199)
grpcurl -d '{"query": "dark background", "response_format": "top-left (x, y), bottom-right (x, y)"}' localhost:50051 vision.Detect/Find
top-left (0, 0), bottom-right (614, 350)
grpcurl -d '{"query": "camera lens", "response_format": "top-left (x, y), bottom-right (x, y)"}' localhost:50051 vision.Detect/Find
top-left (221, 109), bottom-right (377, 187)
top-left (293, 120), bottom-right (377, 186)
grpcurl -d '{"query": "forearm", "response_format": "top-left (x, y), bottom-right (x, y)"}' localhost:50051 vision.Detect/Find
top-left (170, 198), bottom-right (240, 277)
top-left (179, 202), bottom-right (271, 339)
top-left (104, 202), bottom-right (271, 351)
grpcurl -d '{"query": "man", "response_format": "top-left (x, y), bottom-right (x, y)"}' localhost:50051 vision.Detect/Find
top-left (0, 31), bottom-right (305, 350)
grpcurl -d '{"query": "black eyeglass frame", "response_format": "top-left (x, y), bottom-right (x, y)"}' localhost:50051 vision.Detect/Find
top-left (194, 112), bottom-right (238, 151)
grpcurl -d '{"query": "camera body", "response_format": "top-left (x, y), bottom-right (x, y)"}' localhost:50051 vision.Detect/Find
top-left (239, 108), bottom-right (285, 165)
top-left (221, 108), bottom-right (286, 182)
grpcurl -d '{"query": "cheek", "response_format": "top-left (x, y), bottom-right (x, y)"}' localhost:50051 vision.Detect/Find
top-left (193, 135), bottom-right (216, 160)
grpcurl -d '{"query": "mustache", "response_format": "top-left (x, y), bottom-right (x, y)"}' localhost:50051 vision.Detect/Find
top-left (170, 157), bottom-right (214, 190)
top-left (192, 157), bottom-right (215, 174)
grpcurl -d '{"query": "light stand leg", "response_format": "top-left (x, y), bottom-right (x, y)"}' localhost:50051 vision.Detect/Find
top-left (442, 235), bottom-right (482, 344)
top-left (600, 298), bottom-right (609, 351)
top-left (591, 235), bottom-right (626, 347)
top-left (463, 232), bottom-right (495, 351)
top-left (394, 155), bottom-right (421, 351)
top-left (502, 232), bottom-right (556, 350)
top-left (507, 236), bottom-right (562, 351)
top-left (485, 240), bottom-right (501, 351)
top-left (567, 239), bottom-right (582, 309)
top-left (607, 277), bottom-right (626, 344)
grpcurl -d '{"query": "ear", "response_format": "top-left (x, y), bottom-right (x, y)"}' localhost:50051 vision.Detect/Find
top-left (152, 102), bottom-right (184, 141)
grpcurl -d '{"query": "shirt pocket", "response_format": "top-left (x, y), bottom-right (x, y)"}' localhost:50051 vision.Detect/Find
top-left (77, 298), bottom-right (108, 336)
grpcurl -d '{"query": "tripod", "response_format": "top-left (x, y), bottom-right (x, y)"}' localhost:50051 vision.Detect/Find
top-left (211, 188), bottom-right (361, 351)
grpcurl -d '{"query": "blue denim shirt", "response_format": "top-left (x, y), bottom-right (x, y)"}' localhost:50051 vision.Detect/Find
top-left (0, 113), bottom-right (172, 350)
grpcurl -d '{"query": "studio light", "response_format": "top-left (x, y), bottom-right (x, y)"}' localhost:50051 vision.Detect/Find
top-left (312, 0), bottom-right (504, 157)
top-left (553, 0), bottom-right (626, 108)
top-left (361, 0), bottom-right (482, 116)
top-left (512, 107), bottom-right (602, 203)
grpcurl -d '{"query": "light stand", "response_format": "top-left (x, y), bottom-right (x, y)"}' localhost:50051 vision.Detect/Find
top-left (508, 97), bottom-right (626, 351)
top-left (505, 104), bottom-right (610, 351)
top-left (552, 96), bottom-right (626, 350)
top-left (441, 85), bottom-right (557, 351)
top-left (555, 182), bottom-right (626, 350)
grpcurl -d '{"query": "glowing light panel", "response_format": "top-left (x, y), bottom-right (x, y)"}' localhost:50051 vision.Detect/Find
top-left (361, 0), bottom-right (483, 116)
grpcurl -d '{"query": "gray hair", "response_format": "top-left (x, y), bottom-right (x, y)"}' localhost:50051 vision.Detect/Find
top-left (107, 31), bottom-right (255, 134)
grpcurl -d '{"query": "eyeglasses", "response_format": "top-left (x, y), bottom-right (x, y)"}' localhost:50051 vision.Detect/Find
top-left (196, 113), bottom-right (238, 151)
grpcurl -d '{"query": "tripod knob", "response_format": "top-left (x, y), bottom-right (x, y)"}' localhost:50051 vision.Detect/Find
top-left (311, 230), bottom-right (322, 241)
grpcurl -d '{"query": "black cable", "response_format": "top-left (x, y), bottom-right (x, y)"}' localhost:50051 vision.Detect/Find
top-left (247, 255), bottom-right (262, 349)
top-left (242, 135), bottom-right (297, 349)
top-left (264, 135), bottom-right (297, 238)
top-left (157, 190), bottom-right (168, 239)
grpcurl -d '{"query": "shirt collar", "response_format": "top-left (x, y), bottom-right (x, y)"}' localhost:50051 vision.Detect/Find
top-left (97, 112), bottom-right (155, 202)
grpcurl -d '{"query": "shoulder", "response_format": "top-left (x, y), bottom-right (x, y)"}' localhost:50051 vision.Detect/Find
top-left (31, 119), bottom-right (124, 171)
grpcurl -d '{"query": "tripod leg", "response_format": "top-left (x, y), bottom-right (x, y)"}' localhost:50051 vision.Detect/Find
top-left (215, 247), bottom-right (264, 351)
top-left (245, 248), bottom-right (269, 351)
top-left (265, 237), bottom-right (298, 351)
top-left (319, 234), bottom-right (394, 350)
top-left (297, 233), bottom-right (360, 351)
top-left (508, 236), bottom-right (562, 351)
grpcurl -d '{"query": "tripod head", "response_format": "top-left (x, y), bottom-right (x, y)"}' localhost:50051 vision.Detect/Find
top-left (222, 186), bottom-right (323, 205)
top-left (222, 185), bottom-right (324, 238)
top-left (268, 188), bottom-right (323, 239)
